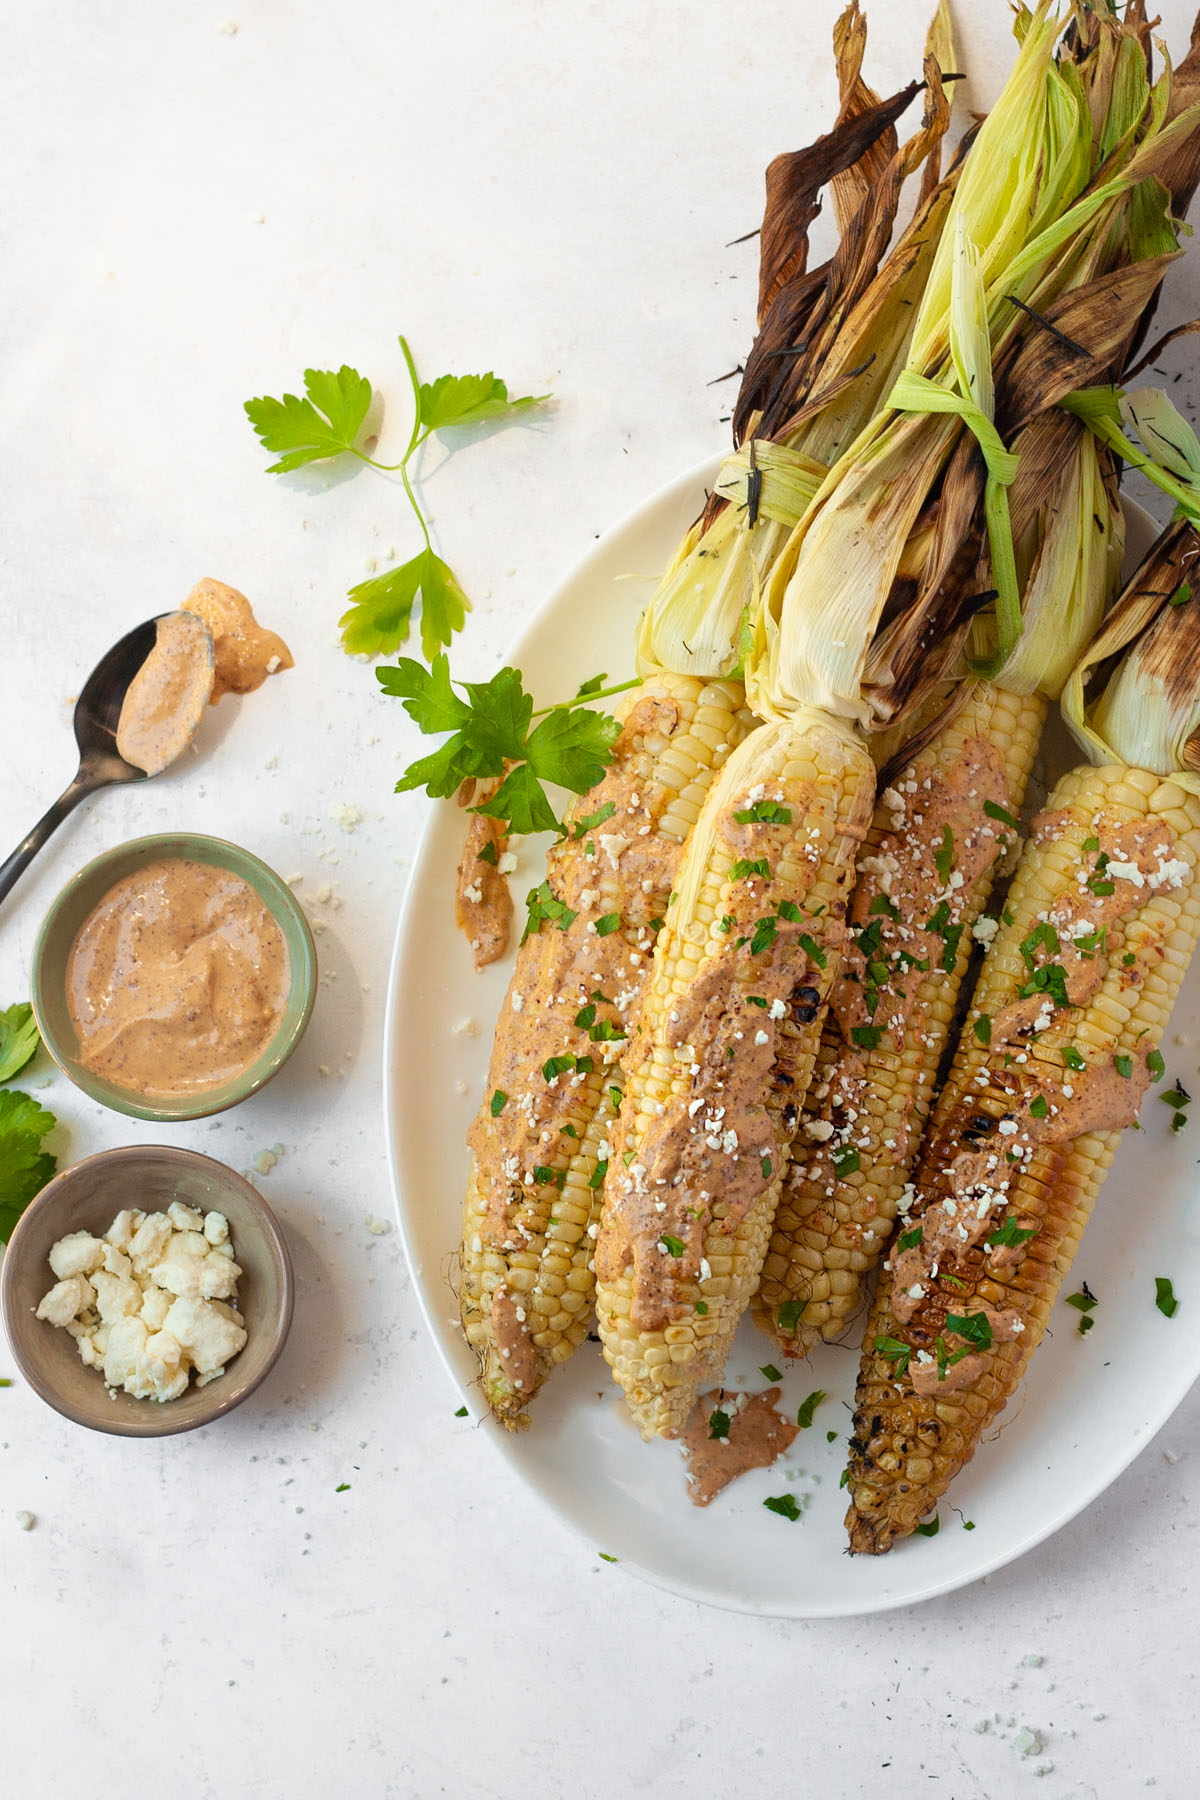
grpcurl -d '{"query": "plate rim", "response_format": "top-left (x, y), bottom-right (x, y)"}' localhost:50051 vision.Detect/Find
top-left (383, 459), bottom-right (1178, 1617)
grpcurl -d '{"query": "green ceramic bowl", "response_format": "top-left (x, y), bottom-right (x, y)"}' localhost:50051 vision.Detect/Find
top-left (30, 833), bottom-right (317, 1122)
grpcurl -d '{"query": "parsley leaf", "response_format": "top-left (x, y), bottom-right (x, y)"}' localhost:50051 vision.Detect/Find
top-left (385, 656), bottom-right (623, 834)
top-left (0, 1090), bottom-right (57, 1243)
top-left (341, 549), bottom-right (470, 660)
top-left (875, 1335), bottom-right (911, 1376)
top-left (796, 1389), bottom-right (826, 1429)
top-left (0, 1005), bottom-right (39, 1084)
top-left (778, 1298), bottom-right (804, 1332)
top-left (763, 1493), bottom-right (802, 1521)
top-left (1155, 1276), bottom-right (1180, 1318)
top-left (759, 1363), bottom-right (783, 1382)
top-left (914, 1513), bottom-right (940, 1537)
top-left (244, 365), bottom-right (372, 472)
top-left (418, 370), bottom-right (547, 433)
top-left (708, 1408), bottom-right (731, 1441)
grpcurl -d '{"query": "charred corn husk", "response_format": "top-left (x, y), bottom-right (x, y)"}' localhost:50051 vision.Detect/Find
top-left (460, 675), bottom-right (755, 1424)
top-left (845, 517), bottom-right (1200, 1553)
top-left (594, 718), bottom-right (874, 1438)
top-left (756, 422), bottom-right (1124, 1355)
top-left (459, 5), bottom-right (959, 1426)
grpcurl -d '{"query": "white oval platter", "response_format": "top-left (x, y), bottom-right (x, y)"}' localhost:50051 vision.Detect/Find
top-left (383, 460), bottom-right (1195, 1616)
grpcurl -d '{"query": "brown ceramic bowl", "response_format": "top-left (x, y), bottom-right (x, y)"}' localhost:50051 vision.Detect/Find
top-left (0, 1145), bottom-right (294, 1437)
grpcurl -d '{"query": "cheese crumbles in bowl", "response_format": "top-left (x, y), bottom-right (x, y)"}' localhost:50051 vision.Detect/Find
top-left (0, 1146), bottom-right (293, 1437)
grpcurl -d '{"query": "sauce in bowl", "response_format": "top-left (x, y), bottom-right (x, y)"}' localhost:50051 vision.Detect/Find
top-left (66, 858), bottom-right (291, 1098)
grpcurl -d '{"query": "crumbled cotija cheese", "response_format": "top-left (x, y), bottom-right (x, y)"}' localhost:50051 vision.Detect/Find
top-left (36, 1202), bottom-right (248, 1402)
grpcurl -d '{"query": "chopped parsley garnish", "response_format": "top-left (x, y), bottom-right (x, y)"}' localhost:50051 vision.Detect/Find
top-left (973, 1015), bottom-right (992, 1046)
top-left (542, 1053), bottom-right (576, 1082)
top-left (576, 1055), bottom-right (594, 1074)
top-left (763, 1493), bottom-right (802, 1522)
top-left (718, 914), bottom-right (734, 934)
top-left (962, 1519), bottom-right (976, 1531)
top-left (759, 1363), bottom-right (783, 1383)
top-left (778, 1298), bottom-right (804, 1332)
top-left (1170, 580), bottom-right (1192, 607)
top-left (1155, 1276), bottom-right (1180, 1319)
top-left (934, 826), bottom-right (955, 884)
top-left (798, 932), bottom-right (827, 969)
top-left (898, 1228), bottom-right (923, 1252)
top-left (608, 1085), bottom-right (623, 1112)
top-left (986, 1219), bottom-right (1039, 1249)
top-left (914, 1514), bottom-right (940, 1538)
top-left (776, 900), bottom-right (803, 924)
top-left (983, 800), bottom-right (1017, 828)
top-left (522, 879), bottom-right (578, 943)
top-left (747, 995), bottom-right (768, 1009)
top-left (940, 1273), bottom-right (968, 1292)
top-left (588, 1163), bottom-right (606, 1190)
top-left (734, 800), bottom-right (792, 825)
top-left (489, 1090), bottom-right (508, 1117)
top-left (1088, 876), bottom-right (1115, 897)
top-left (750, 917), bottom-right (778, 956)
top-left (826, 1430), bottom-right (839, 1443)
top-left (1029, 1093), bottom-right (1048, 1118)
top-left (761, 1156), bottom-right (773, 1179)
top-left (851, 1025), bottom-right (883, 1051)
top-left (594, 912), bottom-right (622, 937)
top-left (875, 1335), bottom-right (911, 1376)
top-left (1114, 1054), bottom-right (1133, 1080)
top-left (1019, 920), bottom-right (1060, 968)
top-left (598, 1552), bottom-right (618, 1563)
top-left (1147, 1048), bottom-right (1165, 1081)
top-left (708, 1408), bottom-right (731, 1441)
top-left (572, 800), bottom-right (616, 838)
top-left (589, 1020), bottom-right (627, 1043)
top-left (336, 1483), bottom-right (351, 1493)
top-left (1062, 1046), bottom-right (1086, 1072)
top-left (940, 923), bottom-right (965, 973)
top-left (946, 1311), bottom-right (993, 1351)
top-left (1081, 835), bottom-right (1099, 854)
top-left (574, 1003), bottom-right (597, 1030)
top-left (831, 1146), bottom-right (861, 1178)
top-left (532, 1165), bottom-right (556, 1185)
top-left (694, 1300), bottom-right (709, 1315)
top-left (454, 1406), bottom-right (468, 1417)
top-left (869, 893), bottom-right (898, 918)
top-left (729, 858), bottom-right (770, 882)
top-left (475, 839), bottom-right (498, 866)
top-left (796, 1389), bottom-right (826, 1429)
top-left (659, 1234), bottom-right (685, 1257)
top-left (839, 1469), bottom-right (850, 1490)
top-left (1018, 962), bottom-right (1071, 1009)
top-left (1065, 1287), bottom-right (1098, 1335)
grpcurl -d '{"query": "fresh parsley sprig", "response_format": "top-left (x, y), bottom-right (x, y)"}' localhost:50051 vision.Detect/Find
top-left (245, 336), bottom-right (549, 660)
top-left (381, 655), bottom-right (637, 835)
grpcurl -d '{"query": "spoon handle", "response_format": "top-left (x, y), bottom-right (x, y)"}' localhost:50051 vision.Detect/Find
top-left (0, 775), bottom-right (99, 911)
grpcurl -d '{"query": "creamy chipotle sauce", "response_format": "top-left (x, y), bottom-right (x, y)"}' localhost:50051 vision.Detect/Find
top-left (182, 579), bottom-right (294, 702)
top-left (681, 1387), bottom-right (798, 1506)
top-left (116, 611), bottom-right (215, 775)
top-left (67, 858), bottom-right (291, 1097)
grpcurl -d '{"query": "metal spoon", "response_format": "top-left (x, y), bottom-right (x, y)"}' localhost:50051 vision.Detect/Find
top-left (0, 613), bottom-right (214, 910)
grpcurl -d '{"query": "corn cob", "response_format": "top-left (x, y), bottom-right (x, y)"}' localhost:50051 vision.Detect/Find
top-left (594, 717), bottom-right (875, 1438)
top-left (845, 518), bottom-right (1200, 1552)
top-left (459, 674), bottom-right (755, 1424)
top-left (754, 681), bottom-right (1044, 1352)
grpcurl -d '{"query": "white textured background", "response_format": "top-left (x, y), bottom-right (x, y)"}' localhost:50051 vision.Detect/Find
top-left (2, 3), bottom-right (1199, 1796)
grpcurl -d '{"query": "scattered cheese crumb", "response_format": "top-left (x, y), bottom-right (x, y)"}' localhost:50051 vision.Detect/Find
top-left (329, 802), bottom-right (363, 834)
top-left (366, 1216), bottom-right (393, 1237)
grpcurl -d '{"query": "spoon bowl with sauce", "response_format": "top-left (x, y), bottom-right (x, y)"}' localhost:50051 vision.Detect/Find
top-left (0, 611), bottom-right (215, 911)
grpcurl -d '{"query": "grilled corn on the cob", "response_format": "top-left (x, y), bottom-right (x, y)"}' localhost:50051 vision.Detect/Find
top-left (845, 520), bottom-right (1200, 1552)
